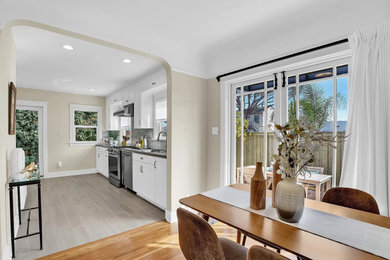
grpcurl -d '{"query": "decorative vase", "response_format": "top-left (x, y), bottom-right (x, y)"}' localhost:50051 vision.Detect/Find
top-left (275, 176), bottom-right (305, 223)
top-left (272, 162), bottom-right (283, 208)
top-left (250, 162), bottom-right (266, 210)
top-left (122, 140), bottom-right (127, 147)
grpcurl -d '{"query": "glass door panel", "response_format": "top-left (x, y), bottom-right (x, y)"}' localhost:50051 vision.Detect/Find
top-left (299, 79), bottom-right (334, 176)
top-left (234, 77), bottom-right (275, 184)
top-left (243, 92), bottom-right (265, 183)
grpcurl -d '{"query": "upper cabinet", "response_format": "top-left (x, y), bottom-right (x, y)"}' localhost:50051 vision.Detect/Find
top-left (106, 70), bottom-right (167, 130)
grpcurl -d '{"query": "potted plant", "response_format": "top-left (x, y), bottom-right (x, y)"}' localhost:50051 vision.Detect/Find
top-left (273, 118), bottom-right (345, 222)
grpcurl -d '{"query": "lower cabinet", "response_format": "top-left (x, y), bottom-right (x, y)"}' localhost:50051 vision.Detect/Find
top-left (133, 153), bottom-right (167, 209)
top-left (96, 147), bottom-right (109, 178)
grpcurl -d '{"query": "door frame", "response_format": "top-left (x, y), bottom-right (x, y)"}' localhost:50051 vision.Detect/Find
top-left (16, 100), bottom-right (48, 177)
top-left (219, 50), bottom-right (352, 187)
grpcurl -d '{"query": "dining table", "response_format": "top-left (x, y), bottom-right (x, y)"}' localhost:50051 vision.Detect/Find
top-left (179, 184), bottom-right (390, 260)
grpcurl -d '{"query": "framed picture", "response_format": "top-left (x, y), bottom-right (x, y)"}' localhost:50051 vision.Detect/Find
top-left (8, 82), bottom-right (17, 135)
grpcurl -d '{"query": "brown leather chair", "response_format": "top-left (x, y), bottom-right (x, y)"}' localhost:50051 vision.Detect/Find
top-left (322, 187), bottom-right (380, 214)
top-left (247, 245), bottom-right (289, 260)
top-left (177, 208), bottom-right (248, 260)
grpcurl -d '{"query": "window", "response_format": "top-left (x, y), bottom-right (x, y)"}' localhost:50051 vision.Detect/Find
top-left (154, 98), bottom-right (167, 138)
top-left (230, 56), bottom-right (350, 188)
top-left (287, 63), bottom-right (349, 186)
top-left (70, 104), bottom-right (102, 146)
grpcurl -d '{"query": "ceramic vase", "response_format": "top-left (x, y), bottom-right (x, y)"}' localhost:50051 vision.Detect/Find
top-left (275, 176), bottom-right (305, 223)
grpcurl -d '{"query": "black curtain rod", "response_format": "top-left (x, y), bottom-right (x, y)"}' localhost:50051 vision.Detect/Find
top-left (216, 38), bottom-right (349, 82)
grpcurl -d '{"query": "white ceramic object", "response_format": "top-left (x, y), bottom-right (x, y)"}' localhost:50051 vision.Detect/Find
top-left (275, 176), bottom-right (305, 223)
top-left (9, 148), bottom-right (25, 180)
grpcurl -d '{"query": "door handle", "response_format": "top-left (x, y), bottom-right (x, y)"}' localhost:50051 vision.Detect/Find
top-left (154, 161), bottom-right (156, 169)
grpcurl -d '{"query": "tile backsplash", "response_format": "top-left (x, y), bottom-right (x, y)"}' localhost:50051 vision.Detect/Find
top-left (129, 118), bottom-right (166, 150)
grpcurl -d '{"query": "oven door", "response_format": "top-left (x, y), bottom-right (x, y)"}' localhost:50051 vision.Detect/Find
top-left (108, 152), bottom-right (121, 183)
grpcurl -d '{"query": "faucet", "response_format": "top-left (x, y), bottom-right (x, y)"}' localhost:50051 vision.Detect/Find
top-left (157, 131), bottom-right (167, 141)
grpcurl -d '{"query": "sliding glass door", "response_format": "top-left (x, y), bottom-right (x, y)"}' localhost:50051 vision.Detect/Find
top-left (234, 76), bottom-right (275, 184)
top-left (232, 57), bottom-right (349, 188)
top-left (286, 64), bottom-right (349, 186)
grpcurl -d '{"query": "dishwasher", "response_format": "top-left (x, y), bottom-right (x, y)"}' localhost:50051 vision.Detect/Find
top-left (121, 149), bottom-right (133, 190)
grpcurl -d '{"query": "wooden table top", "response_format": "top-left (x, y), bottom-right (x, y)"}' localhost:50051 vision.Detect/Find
top-left (179, 184), bottom-right (390, 260)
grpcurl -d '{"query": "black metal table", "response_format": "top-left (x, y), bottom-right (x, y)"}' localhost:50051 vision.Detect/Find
top-left (9, 174), bottom-right (42, 258)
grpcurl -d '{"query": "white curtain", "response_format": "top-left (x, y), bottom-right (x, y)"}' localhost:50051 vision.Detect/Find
top-left (340, 22), bottom-right (390, 216)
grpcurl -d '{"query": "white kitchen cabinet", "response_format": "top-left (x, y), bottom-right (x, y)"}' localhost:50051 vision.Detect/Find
top-left (96, 147), bottom-right (109, 178)
top-left (133, 90), bottom-right (153, 129)
top-left (132, 153), bottom-right (167, 209)
top-left (154, 157), bottom-right (167, 209)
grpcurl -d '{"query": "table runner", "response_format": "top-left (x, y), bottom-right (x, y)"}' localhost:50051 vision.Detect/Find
top-left (201, 186), bottom-right (390, 259)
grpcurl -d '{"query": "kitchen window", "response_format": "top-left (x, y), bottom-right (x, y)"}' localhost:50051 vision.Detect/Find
top-left (70, 104), bottom-right (102, 146)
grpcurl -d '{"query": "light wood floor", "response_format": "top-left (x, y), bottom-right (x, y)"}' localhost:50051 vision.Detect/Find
top-left (15, 174), bottom-right (164, 260)
top-left (39, 220), bottom-right (295, 260)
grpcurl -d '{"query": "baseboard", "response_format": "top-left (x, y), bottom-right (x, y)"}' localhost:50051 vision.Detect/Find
top-left (45, 168), bottom-right (98, 178)
top-left (165, 210), bottom-right (177, 223)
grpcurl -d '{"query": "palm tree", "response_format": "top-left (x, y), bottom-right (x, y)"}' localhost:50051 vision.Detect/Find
top-left (288, 84), bottom-right (346, 130)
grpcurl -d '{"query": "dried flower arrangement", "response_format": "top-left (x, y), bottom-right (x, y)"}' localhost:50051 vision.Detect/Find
top-left (272, 118), bottom-right (347, 178)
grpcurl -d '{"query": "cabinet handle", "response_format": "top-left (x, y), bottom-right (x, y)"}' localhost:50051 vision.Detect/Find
top-left (154, 161), bottom-right (156, 169)
top-left (140, 157), bottom-right (143, 160)
top-left (140, 165), bottom-right (143, 173)
top-left (98, 154), bottom-right (100, 158)
top-left (139, 120), bottom-right (141, 126)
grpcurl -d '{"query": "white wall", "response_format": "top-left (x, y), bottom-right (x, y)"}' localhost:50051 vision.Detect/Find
top-left (0, 27), bottom-right (16, 260)
top-left (169, 71), bottom-right (208, 220)
top-left (17, 88), bottom-right (106, 175)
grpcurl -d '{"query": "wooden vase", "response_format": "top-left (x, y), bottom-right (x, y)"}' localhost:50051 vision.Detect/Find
top-left (272, 162), bottom-right (283, 208)
top-left (250, 162), bottom-right (266, 210)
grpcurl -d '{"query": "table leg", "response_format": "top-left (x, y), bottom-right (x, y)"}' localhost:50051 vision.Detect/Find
top-left (9, 186), bottom-right (15, 258)
top-left (37, 183), bottom-right (43, 250)
top-left (315, 184), bottom-right (321, 201)
top-left (236, 230), bottom-right (242, 244)
top-left (17, 186), bottom-right (21, 225)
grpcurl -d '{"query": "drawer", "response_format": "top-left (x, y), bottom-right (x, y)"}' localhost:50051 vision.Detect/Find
top-left (132, 152), bottom-right (154, 164)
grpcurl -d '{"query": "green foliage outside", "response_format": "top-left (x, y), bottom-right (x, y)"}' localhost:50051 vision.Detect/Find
top-left (74, 111), bottom-right (98, 126)
top-left (236, 111), bottom-right (251, 140)
top-left (288, 84), bottom-right (346, 130)
top-left (76, 128), bottom-right (97, 141)
top-left (16, 110), bottom-right (39, 166)
top-left (74, 111), bottom-right (98, 141)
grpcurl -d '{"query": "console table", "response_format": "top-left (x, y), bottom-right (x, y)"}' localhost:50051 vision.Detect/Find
top-left (9, 174), bottom-right (42, 258)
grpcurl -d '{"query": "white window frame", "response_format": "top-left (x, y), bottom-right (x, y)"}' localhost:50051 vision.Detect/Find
top-left (220, 50), bottom-right (351, 187)
top-left (153, 97), bottom-right (167, 139)
top-left (69, 104), bottom-right (102, 147)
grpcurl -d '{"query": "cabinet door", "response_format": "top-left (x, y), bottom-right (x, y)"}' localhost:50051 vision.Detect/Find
top-left (133, 160), bottom-right (143, 194)
top-left (141, 163), bottom-right (156, 202)
top-left (102, 149), bottom-right (109, 178)
top-left (154, 158), bottom-right (167, 209)
top-left (140, 91), bottom-right (153, 128)
top-left (133, 90), bottom-right (142, 129)
top-left (96, 147), bottom-right (101, 173)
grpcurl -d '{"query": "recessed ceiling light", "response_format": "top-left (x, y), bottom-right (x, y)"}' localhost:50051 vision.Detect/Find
top-left (122, 58), bottom-right (132, 63)
top-left (62, 44), bottom-right (74, 50)
top-left (88, 88), bottom-right (95, 91)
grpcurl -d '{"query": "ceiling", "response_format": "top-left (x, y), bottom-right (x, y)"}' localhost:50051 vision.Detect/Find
top-left (12, 26), bottom-right (162, 96)
top-left (1, 0), bottom-right (390, 80)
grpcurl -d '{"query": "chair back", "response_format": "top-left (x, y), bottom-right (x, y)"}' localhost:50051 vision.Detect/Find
top-left (322, 187), bottom-right (380, 214)
top-left (177, 208), bottom-right (225, 260)
top-left (247, 245), bottom-right (289, 260)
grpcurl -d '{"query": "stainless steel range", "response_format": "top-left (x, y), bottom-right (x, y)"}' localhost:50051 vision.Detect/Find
top-left (108, 147), bottom-right (122, 187)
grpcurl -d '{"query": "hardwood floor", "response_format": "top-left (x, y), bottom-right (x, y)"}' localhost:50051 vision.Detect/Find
top-left (15, 174), bottom-right (164, 260)
top-left (39, 220), bottom-right (295, 260)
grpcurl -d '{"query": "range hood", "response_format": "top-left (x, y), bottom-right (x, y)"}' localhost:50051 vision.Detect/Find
top-left (113, 104), bottom-right (134, 117)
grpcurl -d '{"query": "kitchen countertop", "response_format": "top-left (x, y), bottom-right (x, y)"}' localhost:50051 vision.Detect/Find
top-left (96, 143), bottom-right (167, 158)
